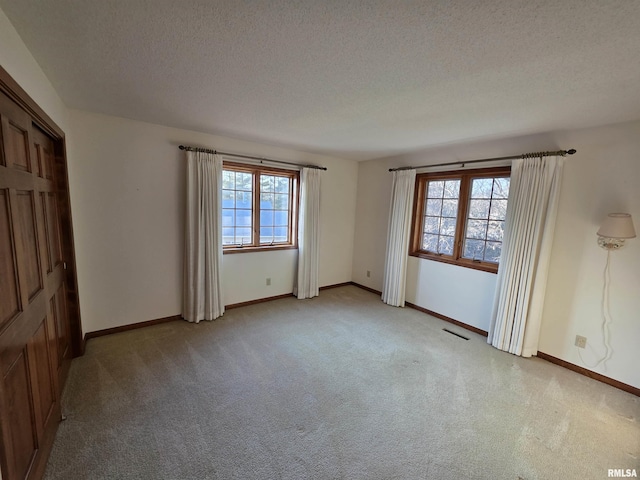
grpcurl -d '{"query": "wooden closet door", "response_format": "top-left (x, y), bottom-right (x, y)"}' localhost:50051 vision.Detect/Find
top-left (0, 91), bottom-right (67, 480)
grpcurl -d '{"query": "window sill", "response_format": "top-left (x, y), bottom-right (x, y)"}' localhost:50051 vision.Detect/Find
top-left (223, 245), bottom-right (298, 255)
top-left (409, 251), bottom-right (498, 274)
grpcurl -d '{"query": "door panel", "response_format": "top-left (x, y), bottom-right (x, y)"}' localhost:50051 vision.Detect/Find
top-left (14, 191), bottom-right (42, 300)
top-left (45, 194), bottom-right (62, 268)
top-left (3, 349), bottom-right (38, 480)
top-left (38, 193), bottom-right (51, 274)
top-left (0, 87), bottom-right (72, 480)
top-left (5, 122), bottom-right (30, 173)
top-left (29, 319), bottom-right (56, 428)
top-left (44, 307), bottom-right (58, 388)
top-left (33, 142), bottom-right (53, 181)
top-left (53, 285), bottom-right (69, 369)
top-left (0, 189), bottom-right (20, 329)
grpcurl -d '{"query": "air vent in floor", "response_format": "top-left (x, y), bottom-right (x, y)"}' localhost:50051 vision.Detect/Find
top-left (443, 328), bottom-right (469, 340)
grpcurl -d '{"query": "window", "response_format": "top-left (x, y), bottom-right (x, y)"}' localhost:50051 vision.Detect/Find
top-left (222, 162), bottom-right (298, 252)
top-left (410, 167), bottom-right (510, 272)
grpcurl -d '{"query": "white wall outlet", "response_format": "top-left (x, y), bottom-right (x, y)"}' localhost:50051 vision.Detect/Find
top-left (266, 278), bottom-right (271, 286)
top-left (366, 270), bottom-right (371, 278)
top-left (575, 335), bottom-right (587, 349)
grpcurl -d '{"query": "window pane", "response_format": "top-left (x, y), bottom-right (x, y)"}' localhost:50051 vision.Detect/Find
top-left (222, 190), bottom-right (234, 208)
top-left (469, 199), bottom-right (490, 219)
top-left (422, 233), bottom-right (438, 252)
top-left (463, 239), bottom-right (485, 260)
top-left (424, 216), bottom-right (440, 235)
top-left (489, 199), bottom-right (508, 220)
top-left (236, 209), bottom-right (251, 226)
top-left (426, 199), bottom-right (442, 216)
top-left (260, 174), bottom-right (275, 193)
top-left (274, 210), bottom-right (288, 225)
top-left (222, 209), bottom-right (234, 226)
top-left (438, 236), bottom-right (454, 255)
top-left (487, 220), bottom-right (504, 241)
top-left (260, 226), bottom-right (273, 243)
top-left (443, 180), bottom-right (460, 199)
top-left (260, 210), bottom-right (274, 226)
top-left (222, 227), bottom-right (234, 244)
top-left (236, 228), bottom-right (251, 243)
top-left (466, 219), bottom-right (487, 240)
top-left (274, 193), bottom-right (289, 210)
top-left (493, 177), bottom-right (510, 199)
top-left (471, 178), bottom-right (494, 199)
top-left (485, 241), bottom-right (502, 263)
top-left (236, 172), bottom-right (252, 191)
top-left (275, 176), bottom-right (290, 193)
top-left (441, 217), bottom-right (457, 236)
top-left (236, 191), bottom-right (252, 209)
top-left (442, 199), bottom-right (458, 218)
top-left (427, 180), bottom-right (444, 198)
top-left (260, 193), bottom-right (274, 209)
top-left (274, 227), bottom-right (288, 241)
top-left (223, 170), bottom-right (235, 189)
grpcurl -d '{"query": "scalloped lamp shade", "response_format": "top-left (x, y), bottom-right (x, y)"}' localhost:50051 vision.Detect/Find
top-left (597, 213), bottom-right (636, 239)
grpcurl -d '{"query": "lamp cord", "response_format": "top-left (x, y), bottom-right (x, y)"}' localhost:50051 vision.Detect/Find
top-left (578, 249), bottom-right (613, 370)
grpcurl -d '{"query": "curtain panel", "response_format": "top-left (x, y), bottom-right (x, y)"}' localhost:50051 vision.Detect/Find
top-left (295, 167), bottom-right (321, 299)
top-left (382, 169), bottom-right (416, 307)
top-left (489, 156), bottom-right (564, 356)
top-left (182, 151), bottom-right (225, 322)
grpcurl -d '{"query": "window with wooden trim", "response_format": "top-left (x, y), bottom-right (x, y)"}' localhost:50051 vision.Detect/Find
top-left (222, 162), bottom-right (298, 252)
top-left (410, 167), bottom-right (511, 272)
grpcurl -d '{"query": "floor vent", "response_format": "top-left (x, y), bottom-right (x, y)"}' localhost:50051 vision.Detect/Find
top-left (443, 328), bottom-right (469, 340)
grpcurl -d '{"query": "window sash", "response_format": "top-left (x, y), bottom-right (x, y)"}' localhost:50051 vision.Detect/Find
top-left (410, 166), bottom-right (511, 273)
top-left (461, 176), bottom-right (509, 263)
top-left (222, 162), bottom-right (298, 251)
top-left (259, 174), bottom-right (294, 245)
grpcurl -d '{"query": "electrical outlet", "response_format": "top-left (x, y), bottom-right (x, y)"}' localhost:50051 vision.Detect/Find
top-left (266, 278), bottom-right (271, 286)
top-left (575, 335), bottom-right (587, 349)
top-left (366, 270), bottom-right (371, 278)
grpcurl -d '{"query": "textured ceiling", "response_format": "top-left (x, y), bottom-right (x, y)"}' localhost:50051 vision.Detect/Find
top-left (2, 0), bottom-right (640, 160)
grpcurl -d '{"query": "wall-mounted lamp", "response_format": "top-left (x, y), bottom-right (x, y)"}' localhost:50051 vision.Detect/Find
top-left (581, 212), bottom-right (636, 371)
top-left (596, 213), bottom-right (636, 250)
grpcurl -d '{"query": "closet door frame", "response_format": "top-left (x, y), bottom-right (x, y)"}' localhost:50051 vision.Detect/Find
top-left (0, 65), bottom-right (83, 480)
top-left (0, 66), bottom-right (82, 360)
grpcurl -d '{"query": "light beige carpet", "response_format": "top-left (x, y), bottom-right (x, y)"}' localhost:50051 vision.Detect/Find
top-left (45, 286), bottom-right (639, 479)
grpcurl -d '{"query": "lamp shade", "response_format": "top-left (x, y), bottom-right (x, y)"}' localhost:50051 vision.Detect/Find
top-left (597, 213), bottom-right (636, 239)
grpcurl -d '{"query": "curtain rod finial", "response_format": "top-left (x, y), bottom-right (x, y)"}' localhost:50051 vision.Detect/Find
top-left (567, 149), bottom-right (576, 155)
top-left (179, 145), bottom-right (186, 150)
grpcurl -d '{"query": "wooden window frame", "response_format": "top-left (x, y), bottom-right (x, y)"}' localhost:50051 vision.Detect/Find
top-left (222, 161), bottom-right (299, 254)
top-left (410, 166), bottom-right (511, 273)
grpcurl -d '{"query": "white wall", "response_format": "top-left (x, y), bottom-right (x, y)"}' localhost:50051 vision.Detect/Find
top-left (68, 110), bottom-right (358, 333)
top-left (353, 120), bottom-right (640, 388)
top-left (539, 121), bottom-right (640, 389)
top-left (0, 7), bottom-right (69, 132)
top-left (351, 154), bottom-right (498, 332)
top-left (405, 258), bottom-right (497, 332)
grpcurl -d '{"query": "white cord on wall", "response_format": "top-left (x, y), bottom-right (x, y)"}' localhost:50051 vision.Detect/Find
top-left (578, 249), bottom-right (614, 371)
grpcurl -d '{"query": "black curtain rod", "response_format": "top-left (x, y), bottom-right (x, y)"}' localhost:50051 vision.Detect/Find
top-left (388, 149), bottom-right (576, 172)
top-left (178, 145), bottom-right (328, 171)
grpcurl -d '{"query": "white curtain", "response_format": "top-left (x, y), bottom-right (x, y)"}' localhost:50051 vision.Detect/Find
top-left (182, 151), bottom-right (225, 322)
top-left (488, 156), bottom-right (564, 356)
top-left (295, 168), bottom-right (321, 299)
top-left (382, 169), bottom-right (416, 307)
